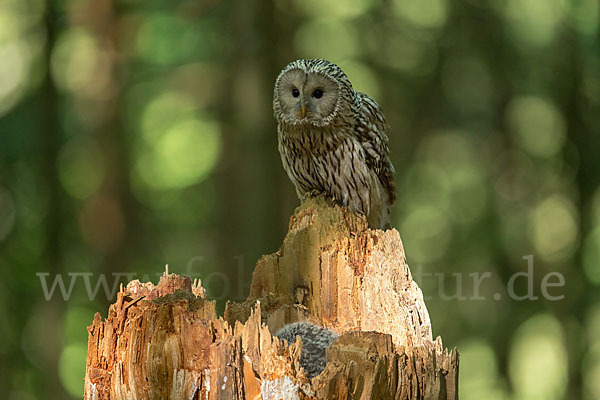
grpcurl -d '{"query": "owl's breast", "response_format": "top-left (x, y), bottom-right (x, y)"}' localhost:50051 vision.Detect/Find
top-left (278, 124), bottom-right (368, 207)
top-left (280, 138), bottom-right (316, 189)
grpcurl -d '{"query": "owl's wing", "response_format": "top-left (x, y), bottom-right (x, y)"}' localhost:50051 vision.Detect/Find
top-left (354, 92), bottom-right (396, 205)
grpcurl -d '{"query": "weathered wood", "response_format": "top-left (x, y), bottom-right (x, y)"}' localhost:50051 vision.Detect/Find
top-left (85, 273), bottom-right (311, 399)
top-left (84, 196), bottom-right (458, 399)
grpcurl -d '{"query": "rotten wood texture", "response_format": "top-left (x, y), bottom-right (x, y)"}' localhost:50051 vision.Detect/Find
top-left (84, 197), bottom-right (459, 399)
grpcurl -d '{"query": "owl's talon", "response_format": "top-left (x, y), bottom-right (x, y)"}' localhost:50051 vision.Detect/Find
top-left (305, 189), bottom-right (323, 198)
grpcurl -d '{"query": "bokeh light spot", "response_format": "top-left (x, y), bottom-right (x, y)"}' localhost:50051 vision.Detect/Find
top-left (392, 0), bottom-right (448, 29)
top-left (415, 131), bottom-right (489, 224)
top-left (58, 138), bottom-right (106, 199)
top-left (400, 163), bottom-right (450, 212)
top-left (584, 354), bottom-right (600, 400)
top-left (51, 28), bottom-right (109, 97)
top-left (294, 19), bottom-right (360, 61)
top-left (340, 61), bottom-right (380, 100)
top-left (377, 32), bottom-right (438, 77)
top-left (0, 0), bottom-right (47, 113)
top-left (0, 42), bottom-right (27, 115)
top-left (136, 14), bottom-right (196, 65)
top-left (141, 91), bottom-right (197, 142)
top-left (584, 304), bottom-right (600, 398)
top-left (417, 131), bottom-right (482, 169)
top-left (586, 303), bottom-right (600, 350)
top-left (508, 313), bottom-right (567, 399)
top-left (494, 150), bottom-right (538, 202)
top-left (529, 194), bottom-right (578, 264)
top-left (586, 188), bottom-right (600, 283)
top-left (1, 0), bottom-right (46, 24)
top-left (459, 338), bottom-right (507, 400)
top-left (135, 118), bottom-right (221, 190)
top-left (288, 0), bottom-right (373, 19)
top-left (22, 308), bottom-right (60, 369)
top-left (58, 344), bottom-right (87, 397)
top-left (506, 96), bottom-right (566, 158)
top-left (447, 168), bottom-right (488, 224)
top-left (63, 307), bottom-right (95, 346)
top-left (401, 205), bottom-right (451, 263)
top-left (501, 0), bottom-right (566, 47)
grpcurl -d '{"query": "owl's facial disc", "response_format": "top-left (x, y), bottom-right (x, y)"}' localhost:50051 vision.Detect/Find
top-left (277, 69), bottom-right (339, 125)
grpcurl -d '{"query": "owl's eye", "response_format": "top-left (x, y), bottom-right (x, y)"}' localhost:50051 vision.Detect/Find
top-left (312, 89), bottom-right (323, 99)
top-left (292, 88), bottom-right (300, 98)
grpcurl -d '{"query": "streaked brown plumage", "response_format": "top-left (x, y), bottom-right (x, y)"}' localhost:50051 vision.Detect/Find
top-left (273, 59), bottom-right (395, 229)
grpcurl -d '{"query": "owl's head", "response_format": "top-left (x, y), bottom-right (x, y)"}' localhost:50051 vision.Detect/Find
top-left (273, 59), bottom-right (354, 127)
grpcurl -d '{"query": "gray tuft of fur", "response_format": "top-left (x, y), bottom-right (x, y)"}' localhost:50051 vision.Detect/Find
top-left (274, 321), bottom-right (338, 379)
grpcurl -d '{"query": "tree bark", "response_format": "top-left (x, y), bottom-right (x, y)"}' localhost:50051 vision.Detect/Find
top-left (84, 197), bottom-right (459, 399)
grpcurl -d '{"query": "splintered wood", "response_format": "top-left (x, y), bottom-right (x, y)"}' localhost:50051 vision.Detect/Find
top-left (85, 274), bottom-right (309, 399)
top-left (84, 197), bottom-right (459, 399)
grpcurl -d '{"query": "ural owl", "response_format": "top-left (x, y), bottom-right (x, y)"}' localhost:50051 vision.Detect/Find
top-left (273, 59), bottom-right (395, 229)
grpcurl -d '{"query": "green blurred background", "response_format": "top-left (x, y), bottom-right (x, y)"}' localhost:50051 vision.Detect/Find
top-left (0, 0), bottom-right (599, 398)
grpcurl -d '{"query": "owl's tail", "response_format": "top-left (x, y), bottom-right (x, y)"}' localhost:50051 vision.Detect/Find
top-left (367, 171), bottom-right (392, 230)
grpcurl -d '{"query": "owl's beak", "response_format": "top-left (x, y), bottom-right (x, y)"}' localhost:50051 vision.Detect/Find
top-left (301, 105), bottom-right (307, 118)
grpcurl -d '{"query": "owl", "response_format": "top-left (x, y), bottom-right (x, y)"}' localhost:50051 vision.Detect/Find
top-left (273, 59), bottom-right (396, 229)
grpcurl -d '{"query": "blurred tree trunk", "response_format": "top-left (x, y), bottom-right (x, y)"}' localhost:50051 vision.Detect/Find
top-left (84, 198), bottom-right (458, 399)
top-left (40, 3), bottom-right (69, 398)
top-left (215, 0), bottom-right (300, 306)
top-left (75, 0), bottom-right (136, 289)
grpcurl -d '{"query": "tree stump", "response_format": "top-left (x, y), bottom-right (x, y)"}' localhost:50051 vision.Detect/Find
top-left (84, 197), bottom-right (459, 399)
